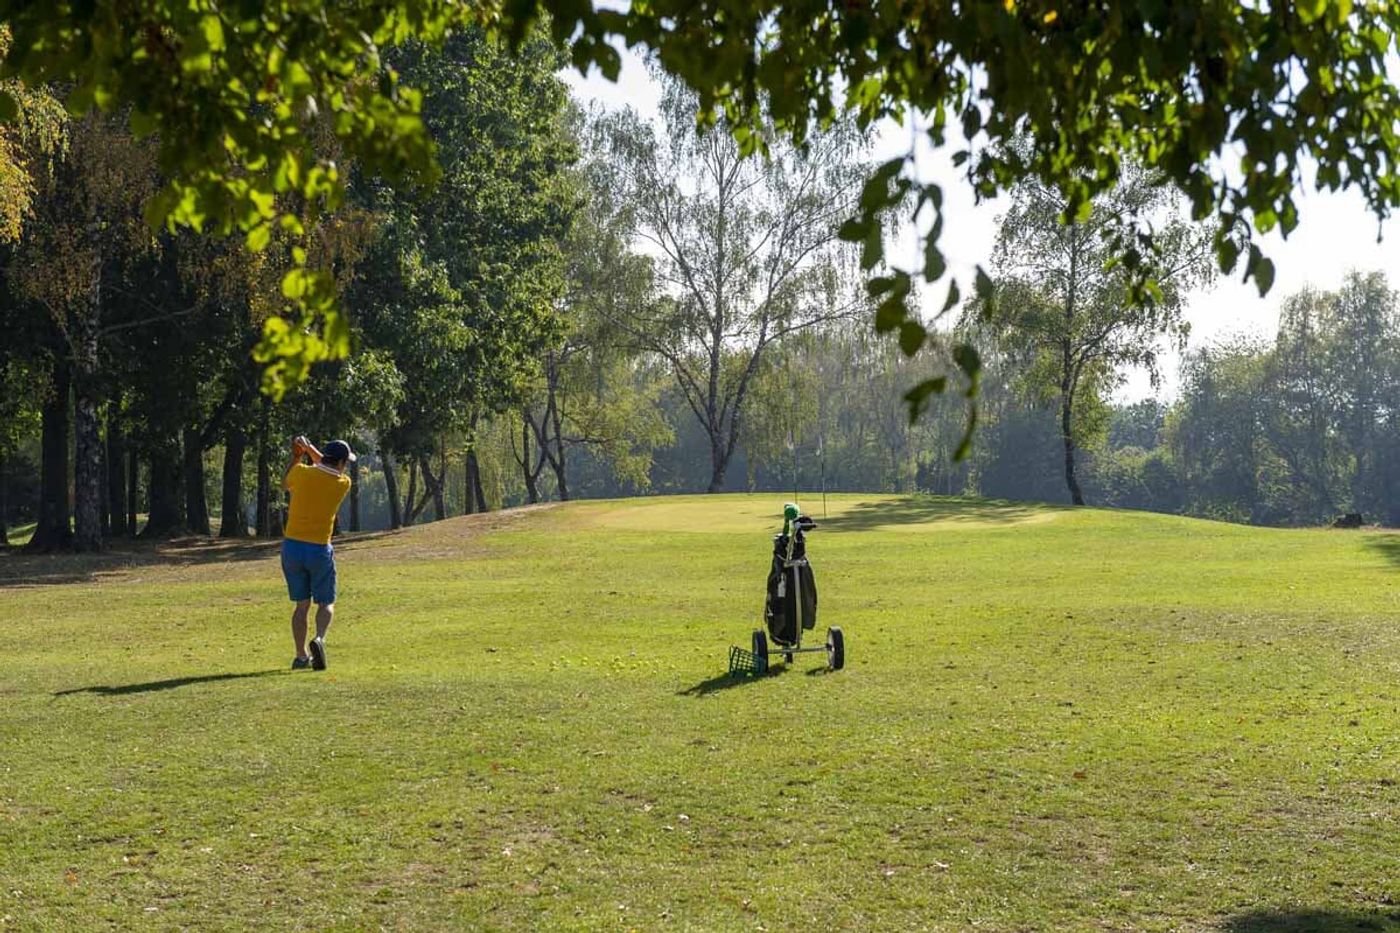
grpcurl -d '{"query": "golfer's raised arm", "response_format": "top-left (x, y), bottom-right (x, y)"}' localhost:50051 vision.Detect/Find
top-left (283, 436), bottom-right (308, 490)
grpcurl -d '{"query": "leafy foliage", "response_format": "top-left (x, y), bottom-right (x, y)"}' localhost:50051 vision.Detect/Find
top-left (519, 0), bottom-right (1400, 419)
top-left (597, 74), bottom-right (872, 491)
top-left (347, 28), bottom-right (577, 516)
top-left (9, 2), bottom-right (1399, 402)
top-left (970, 162), bottom-right (1214, 503)
top-left (0, 1), bottom-right (473, 390)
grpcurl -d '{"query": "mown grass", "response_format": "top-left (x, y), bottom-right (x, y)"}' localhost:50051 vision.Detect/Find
top-left (3, 495), bottom-right (1400, 931)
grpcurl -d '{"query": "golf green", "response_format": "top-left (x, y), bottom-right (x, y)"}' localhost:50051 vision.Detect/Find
top-left (3, 494), bottom-right (1399, 930)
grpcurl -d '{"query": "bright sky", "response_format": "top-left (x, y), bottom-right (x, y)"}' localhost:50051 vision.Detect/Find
top-left (563, 52), bottom-right (1400, 402)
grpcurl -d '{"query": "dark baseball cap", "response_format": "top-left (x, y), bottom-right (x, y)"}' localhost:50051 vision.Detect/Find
top-left (322, 440), bottom-right (357, 463)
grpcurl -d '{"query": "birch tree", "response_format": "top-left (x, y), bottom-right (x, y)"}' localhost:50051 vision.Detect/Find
top-left (603, 76), bottom-right (870, 492)
top-left (977, 164), bottom-right (1215, 505)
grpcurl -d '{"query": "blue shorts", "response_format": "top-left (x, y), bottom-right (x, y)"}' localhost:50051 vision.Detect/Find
top-left (281, 538), bottom-right (337, 604)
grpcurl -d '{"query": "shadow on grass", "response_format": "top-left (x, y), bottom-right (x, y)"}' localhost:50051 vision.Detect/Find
top-left (816, 495), bottom-right (1061, 532)
top-left (0, 529), bottom-right (401, 587)
top-left (54, 669), bottom-right (282, 697)
top-left (1363, 532), bottom-right (1400, 569)
top-left (678, 665), bottom-right (788, 696)
top-left (1224, 909), bottom-right (1400, 932)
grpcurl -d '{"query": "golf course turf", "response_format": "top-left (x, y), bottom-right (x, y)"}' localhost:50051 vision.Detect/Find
top-left (3, 494), bottom-right (1400, 930)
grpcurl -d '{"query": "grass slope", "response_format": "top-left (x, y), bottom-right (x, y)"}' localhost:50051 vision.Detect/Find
top-left (3, 495), bottom-right (1400, 931)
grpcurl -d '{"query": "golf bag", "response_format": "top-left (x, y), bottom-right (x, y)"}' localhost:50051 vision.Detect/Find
top-left (763, 515), bottom-right (818, 647)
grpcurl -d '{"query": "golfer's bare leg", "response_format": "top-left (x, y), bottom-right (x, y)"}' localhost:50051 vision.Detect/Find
top-left (291, 599), bottom-right (311, 658)
top-left (314, 603), bottom-right (334, 641)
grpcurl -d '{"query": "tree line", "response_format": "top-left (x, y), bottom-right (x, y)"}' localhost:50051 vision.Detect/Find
top-left (1, 30), bottom-right (582, 550)
top-left (3, 24), bottom-right (1394, 545)
top-left (0, 33), bottom-right (884, 548)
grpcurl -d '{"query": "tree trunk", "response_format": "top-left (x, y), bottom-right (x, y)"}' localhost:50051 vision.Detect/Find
top-left (255, 410), bottom-right (272, 537)
top-left (219, 428), bottom-right (248, 538)
top-left (27, 355), bottom-right (72, 552)
top-left (1061, 390), bottom-right (1085, 506)
top-left (183, 426), bottom-right (211, 535)
top-left (381, 444), bottom-right (403, 529)
top-left (0, 449), bottom-right (9, 547)
top-left (544, 353), bottom-right (570, 501)
top-left (420, 454), bottom-right (446, 522)
top-left (469, 449), bottom-right (488, 513)
top-left (707, 436), bottom-right (728, 494)
top-left (438, 441), bottom-right (448, 519)
top-left (126, 447), bottom-right (139, 535)
top-left (403, 458), bottom-right (418, 527)
top-left (72, 309), bottom-right (104, 552)
top-left (406, 484), bottom-right (432, 525)
top-left (107, 406), bottom-right (128, 537)
top-left (348, 457), bottom-right (361, 531)
top-left (143, 441), bottom-right (185, 537)
top-left (1060, 226), bottom-right (1085, 508)
top-left (550, 451), bottom-right (569, 501)
top-left (100, 429), bottom-right (110, 539)
top-left (463, 452), bottom-right (476, 514)
top-left (521, 417), bottom-right (539, 504)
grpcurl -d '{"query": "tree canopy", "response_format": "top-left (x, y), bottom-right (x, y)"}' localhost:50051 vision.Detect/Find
top-left (4, 1), bottom-right (1400, 409)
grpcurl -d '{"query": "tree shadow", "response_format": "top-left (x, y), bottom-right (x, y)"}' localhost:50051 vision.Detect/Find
top-left (816, 495), bottom-right (1060, 532)
top-left (1223, 908), bottom-right (1400, 932)
top-left (0, 529), bottom-right (402, 587)
top-left (1363, 532), bottom-right (1400, 569)
top-left (678, 665), bottom-right (788, 697)
top-left (53, 669), bottom-right (283, 697)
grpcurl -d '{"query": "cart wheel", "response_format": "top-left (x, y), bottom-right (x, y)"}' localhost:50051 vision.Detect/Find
top-left (751, 630), bottom-right (769, 675)
top-left (826, 626), bottom-right (845, 671)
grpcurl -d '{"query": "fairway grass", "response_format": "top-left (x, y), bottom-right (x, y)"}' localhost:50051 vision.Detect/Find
top-left (3, 494), bottom-right (1400, 931)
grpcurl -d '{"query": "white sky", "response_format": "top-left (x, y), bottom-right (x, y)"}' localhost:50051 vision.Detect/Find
top-left (563, 52), bottom-right (1400, 402)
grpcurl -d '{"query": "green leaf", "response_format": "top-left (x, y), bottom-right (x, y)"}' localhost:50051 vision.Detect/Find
top-left (903, 376), bottom-right (948, 423)
top-left (974, 266), bottom-right (996, 318)
top-left (859, 158), bottom-right (905, 212)
top-left (923, 241), bottom-right (946, 282)
top-left (875, 296), bottom-right (906, 332)
top-left (940, 280), bottom-right (962, 316)
top-left (200, 14), bottom-right (226, 52)
top-left (1296, 0), bottom-right (1327, 23)
top-left (1217, 237), bottom-right (1240, 274)
top-left (281, 269), bottom-right (307, 300)
top-left (0, 89), bottom-right (17, 123)
top-left (952, 343), bottom-right (982, 396)
top-left (1250, 254), bottom-right (1276, 296)
top-left (838, 217), bottom-right (869, 242)
top-left (129, 107), bottom-right (158, 137)
top-left (866, 275), bottom-right (896, 297)
top-left (246, 222), bottom-right (272, 251)
top-left (861, 221), bottom-right (883, 270)
top-left (974, 266), bottom-right (994, 299)
top-left (899, 320), bottom-right (926, 356)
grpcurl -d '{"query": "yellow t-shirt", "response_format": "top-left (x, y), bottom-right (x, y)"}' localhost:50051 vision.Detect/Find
top-left (283, 463), bottom-right (352, 545)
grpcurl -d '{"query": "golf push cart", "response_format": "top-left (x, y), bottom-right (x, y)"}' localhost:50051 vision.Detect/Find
top-left (731, 503), bottom-right (845, 675)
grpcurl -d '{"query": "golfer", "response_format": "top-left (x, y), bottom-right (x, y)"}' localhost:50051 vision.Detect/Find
top-left (282, 435), bottom-right (354, 671)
